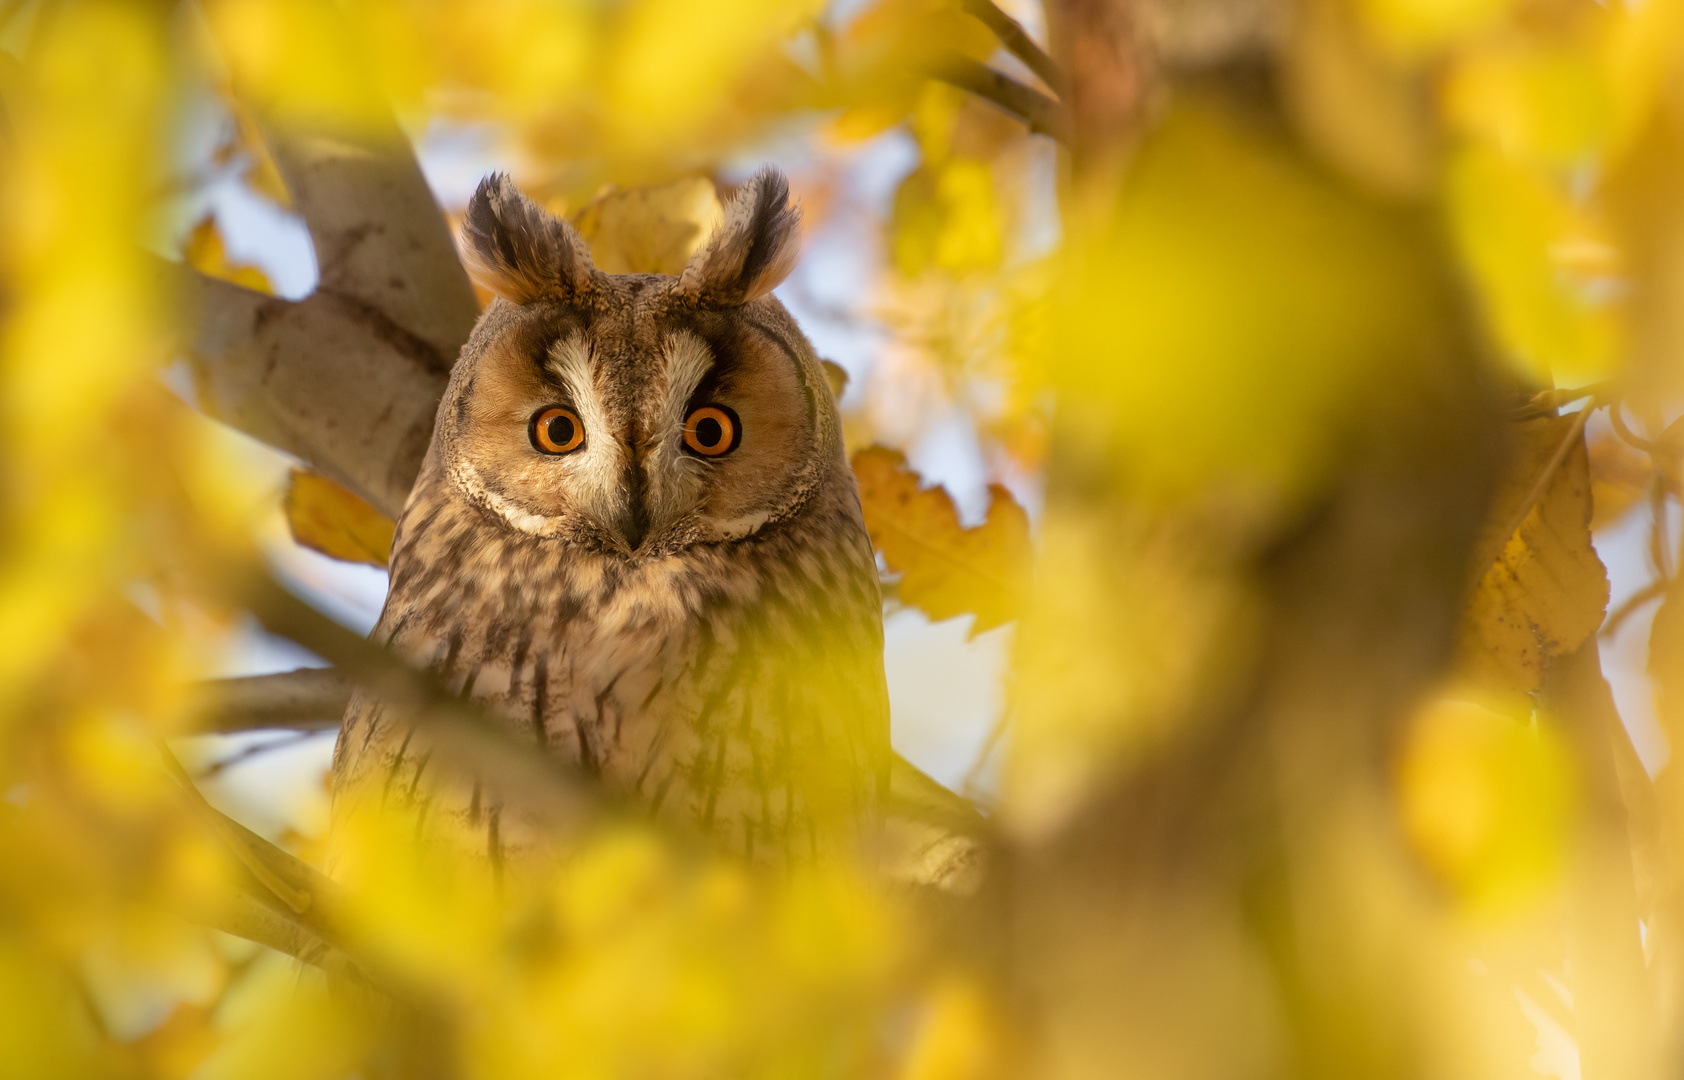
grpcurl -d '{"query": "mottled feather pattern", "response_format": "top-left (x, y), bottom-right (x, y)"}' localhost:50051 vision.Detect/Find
top-left (333, 170), bottom-right (889, 868)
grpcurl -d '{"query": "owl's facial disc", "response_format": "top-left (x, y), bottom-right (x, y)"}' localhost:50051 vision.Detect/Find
top-left (444, 167), bottom-right (833, 556)
top-left (444, 306), bottom-right (827, 559)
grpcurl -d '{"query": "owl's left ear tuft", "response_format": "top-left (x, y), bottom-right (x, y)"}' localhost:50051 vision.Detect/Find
top-left (675, 167), bottom-right (801, 307)
top-left (461, 174), bottom-right (601, 304)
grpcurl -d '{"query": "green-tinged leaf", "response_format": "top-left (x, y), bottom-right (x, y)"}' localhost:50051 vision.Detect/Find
top-left (1455, 414), bottom-right (1609, 694)
top-left (852, 446), bottom-right (1028, 637)
top-left (283, 469), bottom-right (394, 568)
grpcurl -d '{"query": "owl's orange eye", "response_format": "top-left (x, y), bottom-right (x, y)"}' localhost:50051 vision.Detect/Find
top-left (530, 406), bottom-right (585, 455)
top-left (683, 405), bottom-right (739, 457)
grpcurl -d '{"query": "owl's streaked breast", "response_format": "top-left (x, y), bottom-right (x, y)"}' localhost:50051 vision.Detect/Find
top-left (333, 463), bottom-right (889, 864)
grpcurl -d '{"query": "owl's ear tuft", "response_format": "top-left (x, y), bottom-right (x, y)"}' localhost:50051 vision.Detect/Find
top-left (675, 167), bottom-right (801, 307)
top-left (461, 174), bottom-right (600, 304)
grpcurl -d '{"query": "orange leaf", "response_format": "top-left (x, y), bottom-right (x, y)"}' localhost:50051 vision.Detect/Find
top-left (284, 469), bottom-right (394, 568)
top-left (183, 214), bottom-right (273, 294)
top-left (851, 446), bottom-right (1029, 637)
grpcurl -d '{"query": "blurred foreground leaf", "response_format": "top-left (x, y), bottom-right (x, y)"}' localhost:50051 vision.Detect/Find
top-left (284, 469), bottom-right (394, 568)
top-left (1397, 697), bottom-right (1573, 911)
top-left (1455, 413), bottom-right (1608, 695)
top-left (852, 446), bottom-right (1028, 636)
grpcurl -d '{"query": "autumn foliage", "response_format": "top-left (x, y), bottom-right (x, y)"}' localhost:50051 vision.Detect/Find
top-left (4, 0), bottom-right (1684, 1078)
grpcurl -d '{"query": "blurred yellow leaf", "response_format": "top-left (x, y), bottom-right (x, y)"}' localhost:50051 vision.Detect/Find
top-left (1444, 42), bottom-right (1612, 167)
top-left (1397, 698), bottom-right (1573, 911)
top-left (604, 0), bottom-right (821, 151)
top-left (183, 215), bottom-right (272, 294)
top-left (571, 176), bottom-right (724, 275)
top-left (1359, 0), bottom-right (1518, 57)
top-left (1052, 98), bottom-right (1457, 512)
top-left (1602, 89), bottom-right (1684, 401)
top-left (120, 1002), bottom-right (221, 1080)
top-left (283, 469), bottom-right (394, 568)
top-left (1445, 145), bottom-right (1622, 386)
top-left (1455, 414), bottom-right (1608, 695)
top-left (852, 446), bottom-right (1029, 637)
top-left (890, 158), bottom-right (1003, 277)
top-left (826, 0), bottom-right (998, 129)
top-left (206, 0), bottom-right (389, 132)
top-left (1284, 0), bottom-right (1437, 198)
top-left (901, 976), bottom-right (1011, 1080)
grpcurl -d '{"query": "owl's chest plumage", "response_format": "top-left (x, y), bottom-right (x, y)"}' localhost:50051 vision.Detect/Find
top-left (333, 476), bottom-right (890, 861)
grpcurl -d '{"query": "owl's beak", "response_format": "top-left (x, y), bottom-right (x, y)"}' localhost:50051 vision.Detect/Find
top-left (618, 455), bottom-right (651, 553)
top-left (620, 509), bottom-right (648, 552)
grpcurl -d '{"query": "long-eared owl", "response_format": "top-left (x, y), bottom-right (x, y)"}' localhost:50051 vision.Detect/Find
top-left (331, 169), bottom-right (890, 865)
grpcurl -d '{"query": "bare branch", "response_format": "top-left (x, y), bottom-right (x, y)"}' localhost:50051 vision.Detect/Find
top-left (960, 0), bottom-right (1068, 98)
top-left (935, 53), bottom-right (1071, 144)
top-left (193, 667), bottom-right (352, 733)
top-left (159, 5), bottom-right (479, 517)
top-left (257, 123), bottom-right (480, 369)
top-left (159, 259), bottom-right (447, 519)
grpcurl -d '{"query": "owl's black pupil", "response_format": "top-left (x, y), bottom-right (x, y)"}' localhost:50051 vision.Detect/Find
top-left (695, 416), bottom-right (724, 448)
top-left (546, 414), bottom-right (575, 446)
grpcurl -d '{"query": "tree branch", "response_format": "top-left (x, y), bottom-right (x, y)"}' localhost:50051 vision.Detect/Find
top-left (190, 660), bottom-right (993, 893)
top-left (159, 259), bottom-right (448, 519)
top-left (160, 5), bottom-right (480, 518)
top-left (193, 667), bottom-right (352, 733)
top-left (960, 0), bottom-right (1068, 99)
top-left (935, 53), bottom-right (1071, 144)
top-left (232, 568), bottom-right (610, 833)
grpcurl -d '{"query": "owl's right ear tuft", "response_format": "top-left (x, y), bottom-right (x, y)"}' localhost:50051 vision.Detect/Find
top-left (461, 174), bottom-right (601, 305)
top-left (674, 167), bottom-right (801, 308)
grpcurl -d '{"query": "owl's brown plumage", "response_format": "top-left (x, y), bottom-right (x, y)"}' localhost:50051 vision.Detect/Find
top-left (332, 170), bottom-right (889, 865)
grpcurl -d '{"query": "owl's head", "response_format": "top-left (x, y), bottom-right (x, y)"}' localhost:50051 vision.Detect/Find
top-left (431, 168), bottom-right (844, 558)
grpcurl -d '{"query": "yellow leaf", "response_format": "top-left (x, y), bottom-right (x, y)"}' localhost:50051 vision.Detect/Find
top-left (1444, 42), bottom-right (1613, 167)
top-left (1052, 98), bottom-right (1455, 512)
top-left (570, 176), bottom-right (724, 276)
top-left (1455, 414), bottom-right (1609, 695)
top-left (1397, 698), bottom-right (1573, 911)
top-left (851, 446), bottom-right (1029, 637)
top-left (1445, 145), bottom-right (1622, 386)
top-left (1358, 0), bottom-right (1518, 57)
top-left (1283, 0), bottom-right (1436, 198)
top-left (890, 158), bottom-right (1003, 277)
top-left (283, 469), bottom-right (394, 568)
top-left (182, 215), bottom-right (272, 294)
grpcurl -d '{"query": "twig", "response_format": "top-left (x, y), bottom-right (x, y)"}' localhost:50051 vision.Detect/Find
top-left (1495, 406), bottom-right (1593, 552)
top-left (195, 729), bottom-right (324, 779)
top-left (1610, 401), bottom-right (1656, 454)
top-left (1509, 382), bottom-right (1611, 422)
top-left (159, 743), bottom-right (316, 915)
top-left (935, 53), bottom-right (1071, 144)
top-left (1603, 578), bottom-right (1669, 638)
top-left (959, 0), bottom-right (1068, 98)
